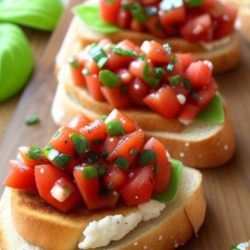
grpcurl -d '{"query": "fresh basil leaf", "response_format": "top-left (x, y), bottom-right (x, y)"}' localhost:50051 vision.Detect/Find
top-left (0, 23), bottom-right (34, 102)
top-left (0, 0), bottom-right (63, 31)
top-left (153, 158), bottom-right (183, 203)
top-left (73, 3), bottom-right (121, 34)
top-left (196, 92), bottom-right (225, 124)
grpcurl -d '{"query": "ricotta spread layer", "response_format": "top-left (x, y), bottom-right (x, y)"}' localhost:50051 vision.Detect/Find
top-left (78, 200), bottom-right (166, 249)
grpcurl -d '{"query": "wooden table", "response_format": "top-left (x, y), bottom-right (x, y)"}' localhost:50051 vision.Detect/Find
top-left (0, 1), bottom-right (250, 249)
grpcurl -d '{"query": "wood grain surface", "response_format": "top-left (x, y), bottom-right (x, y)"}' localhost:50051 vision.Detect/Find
top-left (0, 1), bottom-right (250, 249)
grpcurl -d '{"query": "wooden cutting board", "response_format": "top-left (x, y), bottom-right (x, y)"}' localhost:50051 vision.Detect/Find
top-left (0, 1), bottom-right (250, 249)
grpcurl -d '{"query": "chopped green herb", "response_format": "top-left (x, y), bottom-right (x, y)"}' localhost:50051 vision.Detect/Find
top-left (68, 57), bottom-right (79, 68)
top-left (92, 138), bottom-right (103, 145)
top-left (99, 70), bottom-right (122, 89)
top-left (183, 78), bottom-right (191, 90)
top-left (83, 166), bottom-right (98, 180)
top-left (82, 68), bottom-right (90, 75)
top-left (137, 54), bottom-right (146, 61)
top-left (130, 149), bottom-right (137, 156)
top-left (143, 61), bottom-right (160, 88)
top-left (106, 120), bottom-right (126, 136)
top-left (166, 55), bottom-right (177, 72)
top-left (120, 85), bottom-right (128, 95)
top-left (70, 133), bottom-right (90, 155)
top-left (99, 115), bottom-right (107, 121)
top-left (131, 5), bottom-right (147, 24)
top-left (105, 0), bottom-right (115, 4)
top-left (139, 150), bottom-right (157, 166)
top-left (25, 115), bottom-right (40, 125)
top-left (108, 181), bottom-right (114, 189)
top-left (154, 163), bottom-right (160, 175)
top-left (153, 67), bottom-right (165, 79)
top-left (115, 156), bottom-right (130, 170)
top-left (25, 146), bottom-right (43, 160)
top-left (169, 75), bottom-right (183, 85)
top-left (89, 45), bottom-right (108, 68)
top-left (185, 0), bottom-right (203, 7)
top-left (52, 130), bottom-right (60, 138)
top-left (191, 89), bottom-right (202, 101)
top-left (109, 46), bottom-right (137, 57)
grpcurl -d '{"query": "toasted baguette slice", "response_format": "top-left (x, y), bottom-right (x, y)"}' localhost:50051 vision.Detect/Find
top-left (0, 166), bottom-right (206, 250)
top-left (51, 64), bottom-right (235, 168)
top-left (223, 0), bottom-right (250, 43)
top-left (55, 13), bottom-right (240, 74)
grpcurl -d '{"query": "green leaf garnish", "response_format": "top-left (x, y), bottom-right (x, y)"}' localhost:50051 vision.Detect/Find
top-left (25, 146), bottom-right (43, 160)
top-left (70, 133), bottom-right (90, 156)
top-left (106, 120), bottom-right (126, 136)
top-left (115, 156), bottom-right (130, 170)
top-left (0, 23), bottom-right (34, 102)
top-left (139, 150), bottom-right (157, 166)
top-left (25, 115), bottom-right (40, 125)
top-left (73, 3), bottom-right (121, 34)
top-left (196, 92), bottom-right (225, 124)
top-left (153, 158), bottom-right (183, 203)
top-left (0, 0), bottom-right (63, 31)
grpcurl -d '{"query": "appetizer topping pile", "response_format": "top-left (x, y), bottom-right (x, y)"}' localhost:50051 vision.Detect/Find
top-left (76, 0), bottom-right (237, 42)
top-left (69, 39), bottom-right (223, 123)
top-left (4, 110), bottom-right (183, 212)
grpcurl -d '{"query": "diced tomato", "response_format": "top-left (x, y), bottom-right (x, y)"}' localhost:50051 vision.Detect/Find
top-left (140, 0), bottom-right (159, 5)
top-left (144, 85), bottom-right (182, 119)
top-left (179, 14), bottom-right (213, 42)
top-left (73, 165), bottom-right (119, 210)
top-left (103, 164), bottom-right (127, 191)
top-left (18, 146), bottom-right (45, 168)
top-left (117, 7), bottom-right (132, 29)
top-left (141, 41), bottom-right (171, 64)
top-left (35, 164), bottom-right (82, 212)
top-left (128, 77), bottom-right (149, 107)
top-left (178, 103), bottom-right (201, 122)
top-left (79, 119), bottom-right (106, 148)
top-left (101, 86), bottom-right (132, 109)
top-left (68, 57), bottom-right (86, 87)
top-left (175, 53), bottom-right (195, 70)
top-left (85, 74), bottom-right (105, 102)
top-left (100, 0), bottom-right (120, 24)
top-left (130, 18), bottom-right (147, 32)
top-left (49, 127), bottom-right (78, 156)
top-left (185, 61), bottom-right (212, 87)
top-left (213, 3), bottom-right (237, 40)
top-left (159, 5), bottom-right (186, 29)
top-left (107, 130), bottom-right (145, 165)
top-left (66, 113), bottom-right (91, 131)
top-left (163, 57), bottom-right (184, 80)
top-left (145, 15), bottom-right (168, 39)
top-left (83, 56), bottom-right (100, 75)
top-left (4, 160), bottom-right (37, 191)
top-left (119, 166), bottom-right (155, 206)
top-left (105, 109), bottom-right (137, 134)
top-left (116, 69), bottom-right (133, 84)
top-left (200, 0), bottom-right (216, 12)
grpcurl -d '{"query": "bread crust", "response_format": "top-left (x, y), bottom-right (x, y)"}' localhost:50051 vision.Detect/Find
top-left (51, 65), bottom-right (235, 168)
top-left (55, 13), bottom-right (240, 74)
top-left (0, 167), bottom-right (206, 250)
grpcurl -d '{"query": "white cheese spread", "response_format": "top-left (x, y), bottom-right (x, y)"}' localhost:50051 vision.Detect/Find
top-left (78, 200), bottom-right (166, 249)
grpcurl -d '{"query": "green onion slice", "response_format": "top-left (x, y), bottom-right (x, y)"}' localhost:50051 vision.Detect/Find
top-left (139, 149), bottom-right (157, 166)
top-left (115, 156), bottom-right (130, 170)
top-left (106, 120), bottom-right (126, 136)
top-left (83, 166), bottom-right (99, 180)
top-left (130, 149), bottom-right (137, 156)
top-left (82, 68), bottom-right (90, 75)
top-left (89, 44), bottom-right (108, 68)
top-left (143, 61), bottom-right (160, 88)
top-left (186, 0), bottom-right (203, 8)
top-left (25, 115), bottom-right (40, 125)
top-left (70, 133), bottom-right (90, 156)
top-left (109, 45), bottom-right (137, 57)
top-left (169, 75), bottom-right (183, 86)
top-left (68, 57), bottom-right (79, 69)
top-left (99, 115), bottom-right (107, 121)
top-left (183, 78), bottom-right (191, 90)
top-left (26, 146), bottom-right (43, 160)
top-left (92, 138), bottom-right (103, 145)
top-left (99, 70), bottom-right (122, 89)
top-left (131, 5), bottom-right (147, 24)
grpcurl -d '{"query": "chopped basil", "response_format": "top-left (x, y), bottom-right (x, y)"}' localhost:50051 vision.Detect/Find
top-left (139, 150), bottom-right (157, 166)
top-left (108, 181), bottom-right (114, 189)
top-left (25, 146), bottom-right (43, 160)
top-left (68, 57), bottom-right (79, 69)
top-left (143, 61), bottom-right (160, 88)
top-left (109, 45), bottom-right (137, 57)
top-left (43, 145), bottom-right (72, 170)
top-left (166, 55), bottom-right (177, 72)
top-left (99, 70), bottom-right (122, 89)
top-left (92, 138), bottom-right (103, 145)
top-left (82, 68), bottom-right (90, 75)
top-left (153, 67), bottom-right (165, 79)
top-left (154, 163), bottom-right (160, 175)
top-left (137, 54), bottom-right (146, 61)
top-left (99, 115), bottom-right (107, 121)
top-left (83, 166), bottom-right (98, 180)
top-left (70, 133), bottom-right (90, 155)
top-left (120, 85), bottom-right (128, 95)
top-left (115, 156), bottom-right (130, 170)
top-left (130, 149), bottom-right (137, 156)
top-left (184, 78), bottom-right (191, 90)
top-left (25, 115), bottom-right (40, 125)
top-left (191, 89), bottom-right (202, 100)
top-left (185, 0), bottom-right (203, 7)
top-left (169, 75), bottom-right (183, 85)
top-left (121, 2), bottom-right (137, 9)
top-left (106, 120), bottom-right (126, 136)
top-left (131, 5), bottom-right (147, 24)
top-left (89, 44), bottom-right (108, 68)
